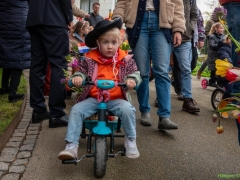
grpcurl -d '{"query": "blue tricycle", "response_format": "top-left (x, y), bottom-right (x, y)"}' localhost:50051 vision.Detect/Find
top-left (62, 79), bottom-right (128, 178)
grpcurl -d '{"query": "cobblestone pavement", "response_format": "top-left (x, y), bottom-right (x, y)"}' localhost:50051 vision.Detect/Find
top-left (0, 71), bottom-right (41, 179)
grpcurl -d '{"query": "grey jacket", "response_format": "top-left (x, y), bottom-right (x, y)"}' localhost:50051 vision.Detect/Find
top-left (181, 0), bottom-right (198, 42)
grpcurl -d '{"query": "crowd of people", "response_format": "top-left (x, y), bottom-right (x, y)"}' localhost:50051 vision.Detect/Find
top-left (0, 0), bottom-right (240, 160)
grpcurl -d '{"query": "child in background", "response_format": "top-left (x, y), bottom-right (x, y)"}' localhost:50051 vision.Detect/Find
top-left (207, 22), bottom-right (225, 87)
top-left (72, 21), bottom-right (90, 45)
top-left (58, 18), bottom-right (141, 160)
top-left (217, 34), bottom-right (233, 98)
top-left (67, 21), bottom-right (90, 99)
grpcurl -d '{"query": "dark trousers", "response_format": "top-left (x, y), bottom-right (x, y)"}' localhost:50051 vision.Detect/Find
top-left (209, 70), bottom-right (217, 85)
top-left (191, 46), bottom-right (198, 71)
top-left (172, 53), bottom-right (181, 93)
top-left (217, 76), bottom-right (233, 99)
top-left (28, 25), bottom-right (68, 118)
top-left (1, 68), bottom-right (22, 95)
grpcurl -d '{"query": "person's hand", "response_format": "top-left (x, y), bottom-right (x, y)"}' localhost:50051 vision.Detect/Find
top-left (68, 21), bottom-right (74, 30)
top-left (125, 79), bottom-right (136, 90)
top-left (173, 32), bottom-right (182, 47)
top-left (72, 76), bottom-right (83, 87)
top-left (85, 12), bottom-right (90, 18)
top-left (197, 41), bottom-right (204, 49)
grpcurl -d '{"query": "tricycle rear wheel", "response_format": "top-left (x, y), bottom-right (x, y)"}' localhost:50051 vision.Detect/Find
top-left (94, 136), bottom-right (107, 178)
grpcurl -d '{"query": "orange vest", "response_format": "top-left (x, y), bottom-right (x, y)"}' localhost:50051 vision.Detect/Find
top-left (85, 49), bottom-right (127, 100)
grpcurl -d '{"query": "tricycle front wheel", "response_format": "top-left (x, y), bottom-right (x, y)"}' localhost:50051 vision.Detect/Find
top-left (94, 136), bottom-right (107, 178)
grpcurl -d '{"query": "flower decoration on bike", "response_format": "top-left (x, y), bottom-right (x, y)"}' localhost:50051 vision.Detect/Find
top-left (61, 46), bottom-right (82, 94)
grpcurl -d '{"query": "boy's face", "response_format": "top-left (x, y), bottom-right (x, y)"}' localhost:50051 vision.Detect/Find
top-left (98, 34), bottom-right (120, 58)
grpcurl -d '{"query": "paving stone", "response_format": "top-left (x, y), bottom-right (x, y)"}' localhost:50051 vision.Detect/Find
top-left (20, 144), bottom-right (34, 151)
top-left (1, 148), bottom-right (19, 156)
top-left (12, 132), bottom-right (25, 137)
top-left (2, 173), bottom-right (20, 180)
top-left (9, 137), bottom-right (24, 142)
top-left (28, 126), bottom-right (39, 130)
top-left (12, 159), bottom-right (28, 166)
top-left (23, 139), bottom-right (36, 145)
top-left (27, 130), bottom-right (38, 135)
top-left (0, 155), bottom-right (15, 162)
top-left (14, 129), bottom-right (26, 133)
top-left (0, 162), bottom-right (9, 171)
top-left (29, 123), bottom-right (41, 127)
top-left (22, 115), bottom-right (31, 119)
top-left (25, 135), bottom-right (37, 139)
top-left (17, 122), bottom-right (29, 129)
top-left (21, 118), bottom-right (30, 122)
top-left (9, 165), bottom-right (25, 173)
top-left (5, 142), bottom-right (21, 148)
top-left (17, 151), bottom-right (31, 159)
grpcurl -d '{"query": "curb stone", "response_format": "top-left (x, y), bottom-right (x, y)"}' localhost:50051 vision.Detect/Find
top-left (0, 70), bottom-right (43, 180)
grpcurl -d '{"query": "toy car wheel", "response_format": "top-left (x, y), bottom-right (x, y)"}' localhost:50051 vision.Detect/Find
top-left (201, 78), bottom-right (208, 89)
top-left (211, 88), bottom-right (225, 110)
top-left (94, 136), bottom-right (108, 178)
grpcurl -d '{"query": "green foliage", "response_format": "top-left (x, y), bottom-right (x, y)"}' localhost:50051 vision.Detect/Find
top-left (120, 42), bottom-right (131, 51)
top-left (0, 69), bottom-right (27, 136)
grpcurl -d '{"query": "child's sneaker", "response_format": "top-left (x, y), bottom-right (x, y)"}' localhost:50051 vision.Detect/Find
top-left (58, 142), bottom-right (78, 160)
top-left (124, 137), bottom-right (140, 159)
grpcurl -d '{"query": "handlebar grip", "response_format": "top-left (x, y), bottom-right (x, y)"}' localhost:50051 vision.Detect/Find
top-left (68, 79), bottom-right (74, 87)
top-left (133, 85), bottom-right (139, 91)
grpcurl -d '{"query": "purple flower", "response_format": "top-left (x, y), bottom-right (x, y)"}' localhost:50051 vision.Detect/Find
top-left (212, 7), bottom-right (227, 22)
top-left (71, 58), bottom-right (79, 68)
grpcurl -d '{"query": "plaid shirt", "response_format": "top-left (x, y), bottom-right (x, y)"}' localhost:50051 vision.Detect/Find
top-left (193, 8), bottom-right (205, 46)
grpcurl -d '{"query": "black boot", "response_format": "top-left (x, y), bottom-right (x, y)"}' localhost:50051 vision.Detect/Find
top-left (8, 94), bottom-right (24, 103)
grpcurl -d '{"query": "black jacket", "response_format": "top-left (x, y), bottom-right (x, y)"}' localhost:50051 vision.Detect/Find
top-left (217, 41), bottom-right (232, 63)
top-left (0, 0), bottom-right (31, 69)
top-left (26, 0), bottom-right (73, 28)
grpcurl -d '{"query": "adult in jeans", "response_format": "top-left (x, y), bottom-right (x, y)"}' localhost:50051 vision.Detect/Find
top-left (112, 0), bottom-right (185, 129)
top-left (171, 0), bottom-right (200, 113)
top-left (219, 0), bottom-right (240, 93)
top-left (26, 0), bottom-right (73, 128)
top-left (172, 6), bottom-right (205, 100)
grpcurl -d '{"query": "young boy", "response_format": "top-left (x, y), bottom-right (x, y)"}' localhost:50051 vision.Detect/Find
top-left (58, 18), bottom-right (141, 159)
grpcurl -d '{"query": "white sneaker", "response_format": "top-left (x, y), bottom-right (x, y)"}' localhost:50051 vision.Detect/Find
top-left (124, 137), bottom-right (140, 159)
top-left (58, 142), bottom-right (78, 160)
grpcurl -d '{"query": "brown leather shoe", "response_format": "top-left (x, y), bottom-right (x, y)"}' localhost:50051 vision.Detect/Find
top-left (182, 98), bottom-right (200, 113)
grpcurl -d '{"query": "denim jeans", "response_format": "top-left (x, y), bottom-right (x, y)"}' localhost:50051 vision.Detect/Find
top-left (65, 98), bottom-right (136, 144)
top-left (132, 11), bottom-right (171, 118)
top-left (224, 2), bottom-right (240, 93)
top-left (173, 42), bottom-right (192, 98)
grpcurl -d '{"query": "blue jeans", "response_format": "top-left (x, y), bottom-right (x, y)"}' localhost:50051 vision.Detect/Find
top-left (173, 42), bottom-right (192, 98)
top-left (65, 98), bottom-right (136, 144)
top-left (224, 2), bottom-right (240, 93)
top-left (132, 11), bottom-right (171, 118)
